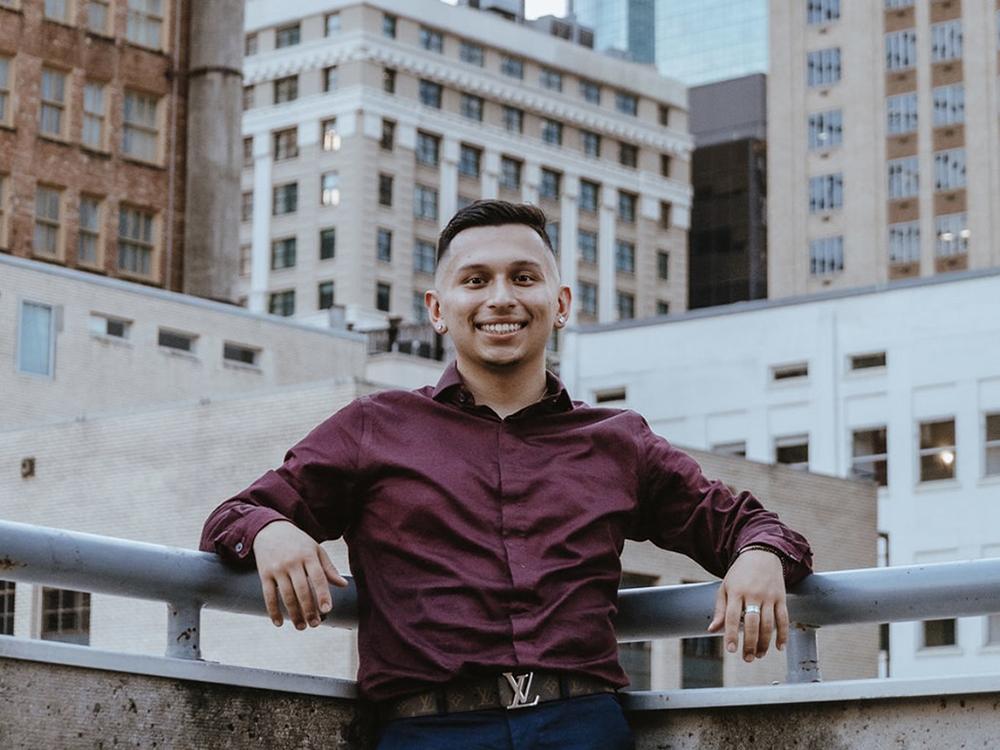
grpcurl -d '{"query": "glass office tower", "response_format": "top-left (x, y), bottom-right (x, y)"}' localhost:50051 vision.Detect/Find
top-left (572, 0), bottom-right (655, 64)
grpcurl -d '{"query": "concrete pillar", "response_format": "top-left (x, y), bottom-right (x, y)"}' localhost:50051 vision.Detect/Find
top-left (559, 174), bottom-right (580, 325)
top-left (248, 133), bottom-right (272, 314)
top-left (440, 137), bottom-right (459, 227)
top-left (598, 186), bottom-right (617, 323)
top-left (482, 150), bottom-right (500, 199)
top-left (523, 161), bottom-right (540, 205)
top-left (182, 0), bottom-right (245, 302)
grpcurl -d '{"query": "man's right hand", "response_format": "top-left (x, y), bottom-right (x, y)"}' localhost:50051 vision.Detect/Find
top-left (252, 520), bottom-right (348, 630)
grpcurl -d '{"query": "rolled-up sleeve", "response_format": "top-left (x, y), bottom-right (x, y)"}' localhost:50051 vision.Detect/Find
top-left (199, 398), bottom-right (367, 565)
top-left (632, 416), bottom-right (813, 584)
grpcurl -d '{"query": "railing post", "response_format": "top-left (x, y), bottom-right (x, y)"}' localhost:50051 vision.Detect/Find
top-left (166, 600), bottom-right (203, 660)
top-left (785, 623), bottom-right (822, 683)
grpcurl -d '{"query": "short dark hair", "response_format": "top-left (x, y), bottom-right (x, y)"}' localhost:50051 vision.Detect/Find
top-left (436, 200), bottom-right (553, 264)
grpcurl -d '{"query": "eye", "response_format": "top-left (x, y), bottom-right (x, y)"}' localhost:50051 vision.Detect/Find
top-left (464, 275), bottom-right (485, 286)
top-left (514, 273), bottom-right (536, 283)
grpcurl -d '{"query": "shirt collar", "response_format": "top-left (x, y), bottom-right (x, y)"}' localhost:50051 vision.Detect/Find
top-left (431, 361), bottom-right (574, 413)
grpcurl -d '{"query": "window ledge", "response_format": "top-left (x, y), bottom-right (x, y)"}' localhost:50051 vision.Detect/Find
top-left (37, 133), bottom-right (73, 147)
top-left (158, 347), bottom-right (199, 362)
top-left (121, 156), bottom-right (166, 171)
top-left (90, 333), bottom-right (132, 349)
top-left (85, 29), bottom-right (115, 43)
top-left (0, 123), bottom-right (15, 134)
top-left (915, 645), bottom-right (962, 657)
top-left (80, 145), bottom-right (112, 160)
top-left (122, 40), bottom-right (169, 58)
top-left (913, 478), bottom-right (961, 493)
top-left (223, 360), bottom-right (262, 374)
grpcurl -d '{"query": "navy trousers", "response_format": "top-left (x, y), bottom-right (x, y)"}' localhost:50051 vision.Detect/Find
top-left (375, 693), bottom-right (635, 750)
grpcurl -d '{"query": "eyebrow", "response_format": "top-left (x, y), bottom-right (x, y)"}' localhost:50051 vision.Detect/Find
top-left (452, 260), bottom-right (547, 276)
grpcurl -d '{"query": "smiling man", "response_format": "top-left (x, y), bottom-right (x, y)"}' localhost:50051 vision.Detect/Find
top-left (200, 200), bottom-right (813, 750)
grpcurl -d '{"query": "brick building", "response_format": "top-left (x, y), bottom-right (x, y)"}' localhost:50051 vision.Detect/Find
top-left (0, 0), bottom-right (243, 300)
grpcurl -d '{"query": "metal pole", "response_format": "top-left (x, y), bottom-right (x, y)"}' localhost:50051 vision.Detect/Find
top-left (166, 600), bottom-right (203, 660)
top-left (786, 624), bottom-right (822, 683)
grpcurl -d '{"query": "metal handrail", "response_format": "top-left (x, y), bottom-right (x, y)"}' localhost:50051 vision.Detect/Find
top-left (3, 519), bottom-right (1000, 682)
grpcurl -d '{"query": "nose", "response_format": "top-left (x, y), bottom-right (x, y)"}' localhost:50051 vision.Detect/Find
top-left (487, 276), bottom-right (516, 308)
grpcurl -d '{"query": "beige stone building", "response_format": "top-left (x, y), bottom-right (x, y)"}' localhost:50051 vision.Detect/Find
top-left (768, 0), bottom-right (1000, 298)
top-left (239, 0), bottom-right (691, 330)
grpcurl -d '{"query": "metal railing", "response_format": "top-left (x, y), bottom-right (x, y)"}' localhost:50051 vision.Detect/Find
top-left (3, 519), bottom-right (1000, 682)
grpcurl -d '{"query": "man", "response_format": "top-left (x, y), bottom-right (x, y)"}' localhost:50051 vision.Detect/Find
top-left (200, 200), bottom-right (813, 749)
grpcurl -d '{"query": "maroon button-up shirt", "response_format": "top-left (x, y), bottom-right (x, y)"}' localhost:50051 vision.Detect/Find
top-left (200, 363), bottom-right (813, 701)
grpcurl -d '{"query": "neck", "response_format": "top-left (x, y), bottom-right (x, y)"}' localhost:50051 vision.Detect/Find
top-left (455, 356), bottom-right (548, 419)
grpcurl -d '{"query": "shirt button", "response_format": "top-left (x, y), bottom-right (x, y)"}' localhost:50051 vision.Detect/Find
top-left (235, 542), bottom-right (244, 553)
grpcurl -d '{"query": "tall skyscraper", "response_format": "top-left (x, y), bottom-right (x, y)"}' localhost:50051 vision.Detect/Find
top-left (571, 0), bottom-right (655, 64)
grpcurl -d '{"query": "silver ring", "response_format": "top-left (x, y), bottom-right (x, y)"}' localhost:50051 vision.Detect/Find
top-left (743, 603), bottom-right (762, 616)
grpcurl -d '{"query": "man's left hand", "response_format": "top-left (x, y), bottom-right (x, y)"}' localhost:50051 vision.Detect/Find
top-left (706, 549), bottom-right (788, 662)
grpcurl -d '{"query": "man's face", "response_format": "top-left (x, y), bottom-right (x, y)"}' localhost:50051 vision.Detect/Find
top-left (427, 224), bottom-right (571, 372)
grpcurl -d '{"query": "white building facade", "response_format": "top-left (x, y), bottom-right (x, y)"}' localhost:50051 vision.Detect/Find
top-left (562, 269), bottom-right (1000, 679)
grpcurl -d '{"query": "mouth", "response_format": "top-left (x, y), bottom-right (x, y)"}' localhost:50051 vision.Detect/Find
top-left (475, 321), bottom-right (527, 336)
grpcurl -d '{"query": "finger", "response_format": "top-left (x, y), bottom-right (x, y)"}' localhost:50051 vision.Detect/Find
top-left (724, 592), bottom-right (742, 654)
top-left (756, 603), bottom-right (776, 658)
top-left (307, 557), bottom-right (334, 616)
top-left (276, 574), bottom-right (305, 630)
top-left (775, 599), bottom-right (790, 651)
top-left (289, 565), bottom-right (320, 627)
top-left (319, 548), bottom-right (349, 589)
top-left (707, 583), bottom-right (727, 632)
top-left (742, 604), bottom-right (760, 662)
top-left (261, 575), bottom-right (283, 626)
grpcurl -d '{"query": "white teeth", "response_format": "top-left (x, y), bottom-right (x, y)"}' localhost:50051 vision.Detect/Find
top-left (479, 323), bottom-right (522, 334)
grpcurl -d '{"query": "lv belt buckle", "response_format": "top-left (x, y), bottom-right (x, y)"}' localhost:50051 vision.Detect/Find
top-left (502, 671), bottom-right (540, 710)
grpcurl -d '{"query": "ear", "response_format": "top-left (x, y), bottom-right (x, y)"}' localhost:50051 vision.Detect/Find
top-left (553, 285), bottom-right (572, 329)
top-left (425, 289), bottom-right (447, 334)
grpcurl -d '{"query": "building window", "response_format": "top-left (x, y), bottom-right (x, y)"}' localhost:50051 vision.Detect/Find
top-left (617, 192), bottom-right (637, 223)
top-left (374, 228), bottom-right (392, 263)
top-left (579, 180), bottom-right (599, 213)
top-left (34, 185), bottom-right (62, 257)
top-left (850, 352), bottom-right (887, 371)
top-left (657, 202), bottom-right (671, 229)
top-left (17, 301), bottom-right (54, 376)
top-left (273, 128), bottom-right (298, 160)
top-left (499, 156), bottom-right (522, 190)
top-left (275, 23), bottom-right (301, 49)
top-left (501, 56), bottom-right (524, 79)
top-left (323, 66), bottom-right (338, 93)
top-left (657, 251), bottom-right (669, 280)
top-left (78, 194), bottom-right (101, 265)
top-left (460, 40), bottom-right (484, 66)
top-left (0, 581), bottom-right (14, 636)
top-left (89, 313), bottom-right (131, 339)
top-left (243, 137), bottom-right (253, 167)
top-left (615, 239), bottom-right (635, 273)
top-left (376, 282), bottom-right (391, 312)
top-left (540, 68), bottom-right (562, 91)
top-left (420, 27), bottom-right (443, 52)
top-left (658, 105), bottom-right (671, 126)
top-left (414, 239), bottom-right (436, 274)
top-left (852, 427), bottom-right (888, 487)
top-left (319, 227), bottom-right (336, 260)
top-left (935, 213), bottom-right (969, 258)
top-left (775, 435), bottom-right (809, 470)
top-left (807, 0), bottom-right (840, 24)
top-left (458, 144), bottom-right (482, 178)
top-left (39, 68), bottom-right (67, 138)
top-left (419, 79), bottom-right (442, 108)
top-left (919, 419), bottom-right (956, 481)
top-left (580, 79), bottom-right (601, 104)
top-left (126, 0), bottom-right (164, 49)
top-left (461, 94), bottom-right (484, 121)
top-left (653, 299), bottom-right (667, 315)
top-left (985, 414), bottom-right (1000, 477)
top-left (382, 13), bottom-right (397, 38)
top-left (660, 154), bottom-right (672, 179)
top-left (223, 342), bottom-right (259, 366)
top-left (243, 85), bottom-right (254, 111)
top-left (382, 67), bottom-right (396, 94)
top-left (539, 168), bottom-right (561, 200)
top-left (619, 143), bottom-right (638, 168)
top-left (380, 119), bottom-right (394, 151)
top-left (416, 131), bottom-right (440, 166)
top-left (378, 173), bottom-right (393, 207)
top-left (413, 290), bottom-right (429, 323)
top-left (808, 109), bottom-right (842, 150)
top-left (681, 635), bottom-right (723, 689)
top-left (271, 237), bottom-right (296, 270)
top-left (934, 149), bottom-right (966, 191)
top-left (244, 32), bottom-right (258, 56)
top-left (887, 157), bottom-right (918, 200)
top-left (922, 619), bottom-right (956, 648)
top-left (579, 282), bottom-right (597, 316)
top-left (807, 47), bottom-right (841, 87)
top-left (317, 281), bottom-right (335, 310)
top-left (414, 185), bottom-right (438, 221)
top-left (274, 75), bottom-right (298, 104)
top-left (885, 29), bottom-right (917, 70)
top-left (809, 235), bottom-right (844, 276)
top-left (240, 191), bottom-right (253, 222)
top-left (118, 205), bottom-right (154, 275)
top-left (320, 172), bottom-right (340, 207)
top-left (268, 290), bottom-right (295, 317)
top-left (931, 20), bottom-right (962, 62)
top-left (886, 93), bottom-right (918, 134)
top-left (324, 12), bottom-right (341, 35)
top-left (239, 244), bottom-right (250, 276)
top-left (772, 362), bottom-right (808, 381)
top-left (932, 84), bottom-right (964, 127)
top-left (579, 230), bottom-right (597, 264)
top-left (85, 0), bottom-right (110, 32)
top-left (82, 82), bottom-right (107, 150)
top-left (712, 441), bottom-right (746, 457)
top-left (809, 173), bottom-right (844, 212)
top-left (541, 118), bottom-right (563, 146)
top-left (545, 222), bottom-right (559, 250)
top-left (272, 182), bottom-right (298, 215)
top-left (615, 91), bottom-right (638, 116)
top-left (41, 588), bottom-right (90, 645)
top-left (503, 105), bottom-right (524, 134)
top-left (122, 90), bottom-right (159, 162)
top-left (576, 131), bottom-right (600, 159)
top-left (322, 118), bottom-right (341, 151)
top-left (0, 56), bottom-right (11, 126)
top-left (616, 291), bottom-right (635, 320)
top-left (885, 0), bottom-right (914, 7)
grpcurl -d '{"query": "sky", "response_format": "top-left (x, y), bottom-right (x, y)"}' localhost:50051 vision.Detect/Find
top-left (441, 0), bottom-right (569, 20)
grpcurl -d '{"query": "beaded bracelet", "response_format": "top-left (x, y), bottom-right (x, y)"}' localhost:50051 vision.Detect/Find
top-left (736, 543), bottom-right (790, 577)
